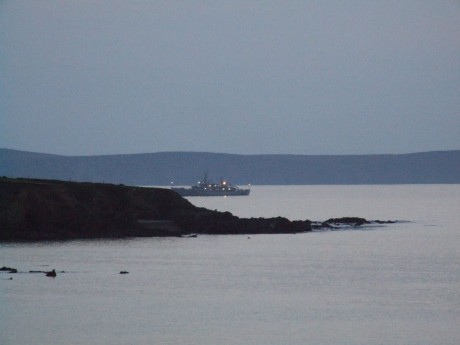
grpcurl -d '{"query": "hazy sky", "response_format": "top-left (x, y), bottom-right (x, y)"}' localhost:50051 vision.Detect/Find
top-left (1, 1), bottom-right (459, 156)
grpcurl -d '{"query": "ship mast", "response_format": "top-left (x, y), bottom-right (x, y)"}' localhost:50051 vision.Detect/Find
top-left (203, 171), bottom-right (209, 185)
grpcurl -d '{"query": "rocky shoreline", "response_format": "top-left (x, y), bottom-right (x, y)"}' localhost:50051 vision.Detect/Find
top-left (0, 177), bottom-right (395, 241)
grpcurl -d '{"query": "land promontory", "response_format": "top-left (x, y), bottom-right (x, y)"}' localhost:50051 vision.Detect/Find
top-left (0, 178), bottom-right (314, 241)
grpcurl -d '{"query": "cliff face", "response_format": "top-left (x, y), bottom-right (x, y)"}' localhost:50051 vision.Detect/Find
top-left (0, 178), bottom-right (312, 241)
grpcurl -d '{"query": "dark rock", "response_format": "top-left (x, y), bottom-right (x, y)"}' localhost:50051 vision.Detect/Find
top-left (373, 220), bottom-right (396, 224)
top-left (176, 213), bottom-right (312, 235)
top-left (321, 217), bottom-right (369, 228)
top-left (0, 266), bottom-right (17, 273)
top-left (318, 217), bottom-right (399, 230)
top-left (326, 217), bottom-right (369, 225)
top-left (119, 271), bottom-right (129, 274)
top-left (45, 269), bottom-right (56, 277)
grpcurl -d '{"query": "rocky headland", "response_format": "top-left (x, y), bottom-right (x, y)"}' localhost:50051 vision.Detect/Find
top-left (0, 177), bottom-right (392, 241)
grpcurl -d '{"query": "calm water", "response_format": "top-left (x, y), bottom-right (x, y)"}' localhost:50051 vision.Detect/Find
top-left (1, 185), bottom-right (459, 345)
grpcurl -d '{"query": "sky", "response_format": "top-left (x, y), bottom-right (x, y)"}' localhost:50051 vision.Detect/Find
top-left (1, 1), bottom-right (459, 156)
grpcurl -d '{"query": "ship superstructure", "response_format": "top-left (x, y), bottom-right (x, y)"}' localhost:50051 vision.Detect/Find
top-left (171, 173), bottom-right (250, 197)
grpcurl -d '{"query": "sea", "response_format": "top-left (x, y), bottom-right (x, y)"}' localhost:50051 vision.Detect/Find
top-left (1, 185), bottom-right (459, 345)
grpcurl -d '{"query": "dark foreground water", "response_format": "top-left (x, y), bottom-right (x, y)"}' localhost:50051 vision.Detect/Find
top-left (1, 185), bottom-right (459, 345)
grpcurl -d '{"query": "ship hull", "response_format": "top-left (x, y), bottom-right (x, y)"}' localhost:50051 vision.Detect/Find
top-left (172, 187), bottom-right (250, 197)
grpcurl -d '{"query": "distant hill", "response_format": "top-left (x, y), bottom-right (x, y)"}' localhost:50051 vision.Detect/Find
top-left (1, 148), bottom-right (459, 185)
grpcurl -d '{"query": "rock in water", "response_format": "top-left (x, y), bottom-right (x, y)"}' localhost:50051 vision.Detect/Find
top-left (45, 269), bottom-right (57, 277)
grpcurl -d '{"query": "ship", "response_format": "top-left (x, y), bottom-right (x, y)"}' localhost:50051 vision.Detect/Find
top-left (171, 173), bottom-right (250, 197)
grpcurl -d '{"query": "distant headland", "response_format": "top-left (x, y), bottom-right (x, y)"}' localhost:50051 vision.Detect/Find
top-left (0, 178), bottom-right (393, 241)
top-left (1, 149), bottom-right (459, 185)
